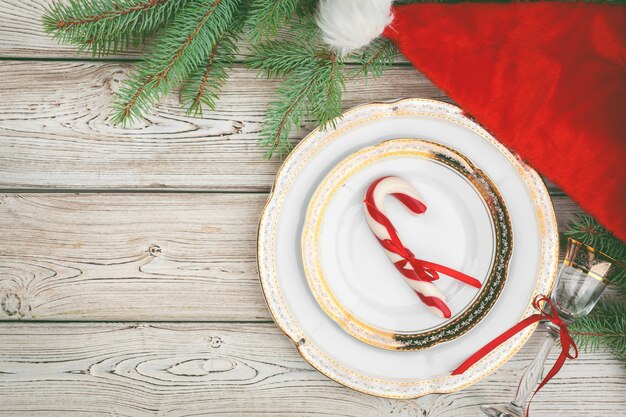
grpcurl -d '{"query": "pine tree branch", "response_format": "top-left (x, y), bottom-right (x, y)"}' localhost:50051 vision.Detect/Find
top-left (180, 27), bottom-right (239, 116)
top-left (159, 0), bottom-right (223, 81)
top-left (362, 47), bottom-right (386, 71)
top-left (327, 55), bottom-right (336, 101)
top-left (256, 43), bottom-right (344, 158)
top-left (111, 0), bottom-right (241, 125)
top-left (274, 83), bottom-right (313, 152)
top-left (53, 0), bottom-right (167, 27)
top-left (350, 38), bottom-right (398, 79)
top-left (247, 0), bottom-right (304, 42)
top-left (247, 39), bottom-right (318, 77)
top-left (191, 42), bottom-right (220, 108)
top-left (570, 298), bottom-right (626, 363)
top-left (309, 51), bottom-right (344, 127)
top-left (571, 332), bottom-right (626, 338)
top-left (259, 75), bottom-right (313, 158)
top-left (43, 0), bottom-right (186, 55)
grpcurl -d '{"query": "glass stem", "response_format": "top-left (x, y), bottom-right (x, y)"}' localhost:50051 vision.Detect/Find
top-left (508, 324), bottom-right (558, 415)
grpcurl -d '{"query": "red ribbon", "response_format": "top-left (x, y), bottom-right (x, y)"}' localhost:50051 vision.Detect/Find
top-left (451, 295), bottom-right (578, 417)
top-left (379, 237), bottom-right (482, 288)
top-left (365, 200), bottom-right (482, 289)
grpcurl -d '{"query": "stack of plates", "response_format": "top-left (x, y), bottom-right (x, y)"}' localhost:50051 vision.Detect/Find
top-left (257, 99), bottom-right (558, 398)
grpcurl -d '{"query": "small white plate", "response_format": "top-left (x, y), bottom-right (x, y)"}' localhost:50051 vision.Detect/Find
top-left (301, 139), bottom-right (512, 350)
top-left (258, 99), bottom-right (557, 398)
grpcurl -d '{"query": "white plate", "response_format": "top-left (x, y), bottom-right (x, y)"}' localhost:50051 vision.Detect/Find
top-left (301, 139), bottom-right (513, 350)
top-left (258, 99), bottom-right (557, 398)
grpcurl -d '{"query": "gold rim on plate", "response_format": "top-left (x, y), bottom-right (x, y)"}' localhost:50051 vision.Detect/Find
top-left (301, 139), bottom-right (513, 350)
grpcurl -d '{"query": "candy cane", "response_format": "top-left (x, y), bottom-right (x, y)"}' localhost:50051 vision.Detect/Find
top-left (363, 176), bottom-right (482, 319)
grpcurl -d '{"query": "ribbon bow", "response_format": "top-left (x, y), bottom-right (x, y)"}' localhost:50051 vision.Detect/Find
top-left (452, 295), bottom-right (578, 417)
top-left (365, 200), bottom-right (482, 289)
top-left (379, 236), bottom-right (482, 288)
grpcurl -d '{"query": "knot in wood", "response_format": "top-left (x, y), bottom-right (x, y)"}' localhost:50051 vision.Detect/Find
top-left (232, 120), bottom-right (244, 133)
top-left (208, 336), bottom-right (222, 348)
top-left (1, 292), bottom-right (21, 316)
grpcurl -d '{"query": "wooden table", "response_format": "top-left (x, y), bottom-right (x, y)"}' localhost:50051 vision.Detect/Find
top-left (0, 2), bottom-right (624, 416)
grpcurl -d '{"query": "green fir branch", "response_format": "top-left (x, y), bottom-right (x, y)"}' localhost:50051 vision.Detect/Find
top-left (179, 2), bottom-right (247, 116)
top-left (248, 39), bottom-right (318, 77)
top-left (260, 75), bottom-right (311, 158)
top-left (247, 0), bottom-right (303, 42)
top-left (111, 0), bottom-right (241, 125)
top-left (256, 46), bottom-right (344, 158)
top-left (308, 52), bottom-right (344, 127)
top-left (288, 8), bottom-right (322, 40)
top-left (180, 30), bottom-right (238, 117)
top-left (246, 0), bottom-right (319, 42)
top-left (571, 298), bottom-right (626, 363)
top-left (43, 0), bottom-right (186, 56)
top-left (350, 38), bottom-right (398, 79)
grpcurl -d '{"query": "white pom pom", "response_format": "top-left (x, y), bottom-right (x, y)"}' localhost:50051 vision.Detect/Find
top-left (317, 0), bottom-right (394, 56)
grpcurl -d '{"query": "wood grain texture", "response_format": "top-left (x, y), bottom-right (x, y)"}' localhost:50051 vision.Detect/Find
top-left (0, 193), bottom-right (267, 321)
top-left (0, 192), bottom-right (585, 321)
top-left (0, 61), bottom-right (446, 191)
top-left (0, 322), bottom-right (624, 417)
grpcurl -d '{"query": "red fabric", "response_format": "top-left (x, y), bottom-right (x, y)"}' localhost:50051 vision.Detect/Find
top-left (383, 3), bottom-right (626, 241)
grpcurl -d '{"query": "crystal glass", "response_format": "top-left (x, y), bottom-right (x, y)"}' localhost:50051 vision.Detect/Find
top-left (480, 238), bottom-right (623, 417)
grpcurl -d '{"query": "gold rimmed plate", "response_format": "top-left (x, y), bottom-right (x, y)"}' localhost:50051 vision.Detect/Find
top-left (257, 99), bottom-right (558, 398)
top-left (301, 139), bottom-right (513, 350)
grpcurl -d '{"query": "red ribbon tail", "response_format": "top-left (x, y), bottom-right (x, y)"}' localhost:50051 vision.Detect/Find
top-left (525, 349), bottom-right (568, 417)
top-left (451, 314), bottom-right (543, 375)
top-left (419, 260), bottom-right (483, 289)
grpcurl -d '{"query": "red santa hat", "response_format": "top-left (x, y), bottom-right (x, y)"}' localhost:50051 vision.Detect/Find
top-left (317, 0), bottom-right (626, 242)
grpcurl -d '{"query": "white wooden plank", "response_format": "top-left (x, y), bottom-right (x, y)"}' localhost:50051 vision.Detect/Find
top-left (0, 193), bottom-right (585, 321)
top-left (0, 322), bottom-right (623, 416)
top-left (0, 61), bottom-right (446, 191)
top-left (0, 193), bottom-right (268, 321)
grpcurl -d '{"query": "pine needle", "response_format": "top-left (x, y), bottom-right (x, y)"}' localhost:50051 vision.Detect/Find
top-left (308, 53), bottom-right (344, 128)
top-left (180, 29), bottom-right (239, 117)
top-left (350, 38), bottom-right (398, 79)
top-left (248, 39), bottom-right (319, 78)
top-left (111, 0), bottom-right (241, 126)
top-left (571, 298), bottom-right (626, 364)
top-left (247, 0), bottom-right (303, 43)
top-left (255, 44), bottom-right (345, 158)
top-left (43, 0), bottom-right (187, 56)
